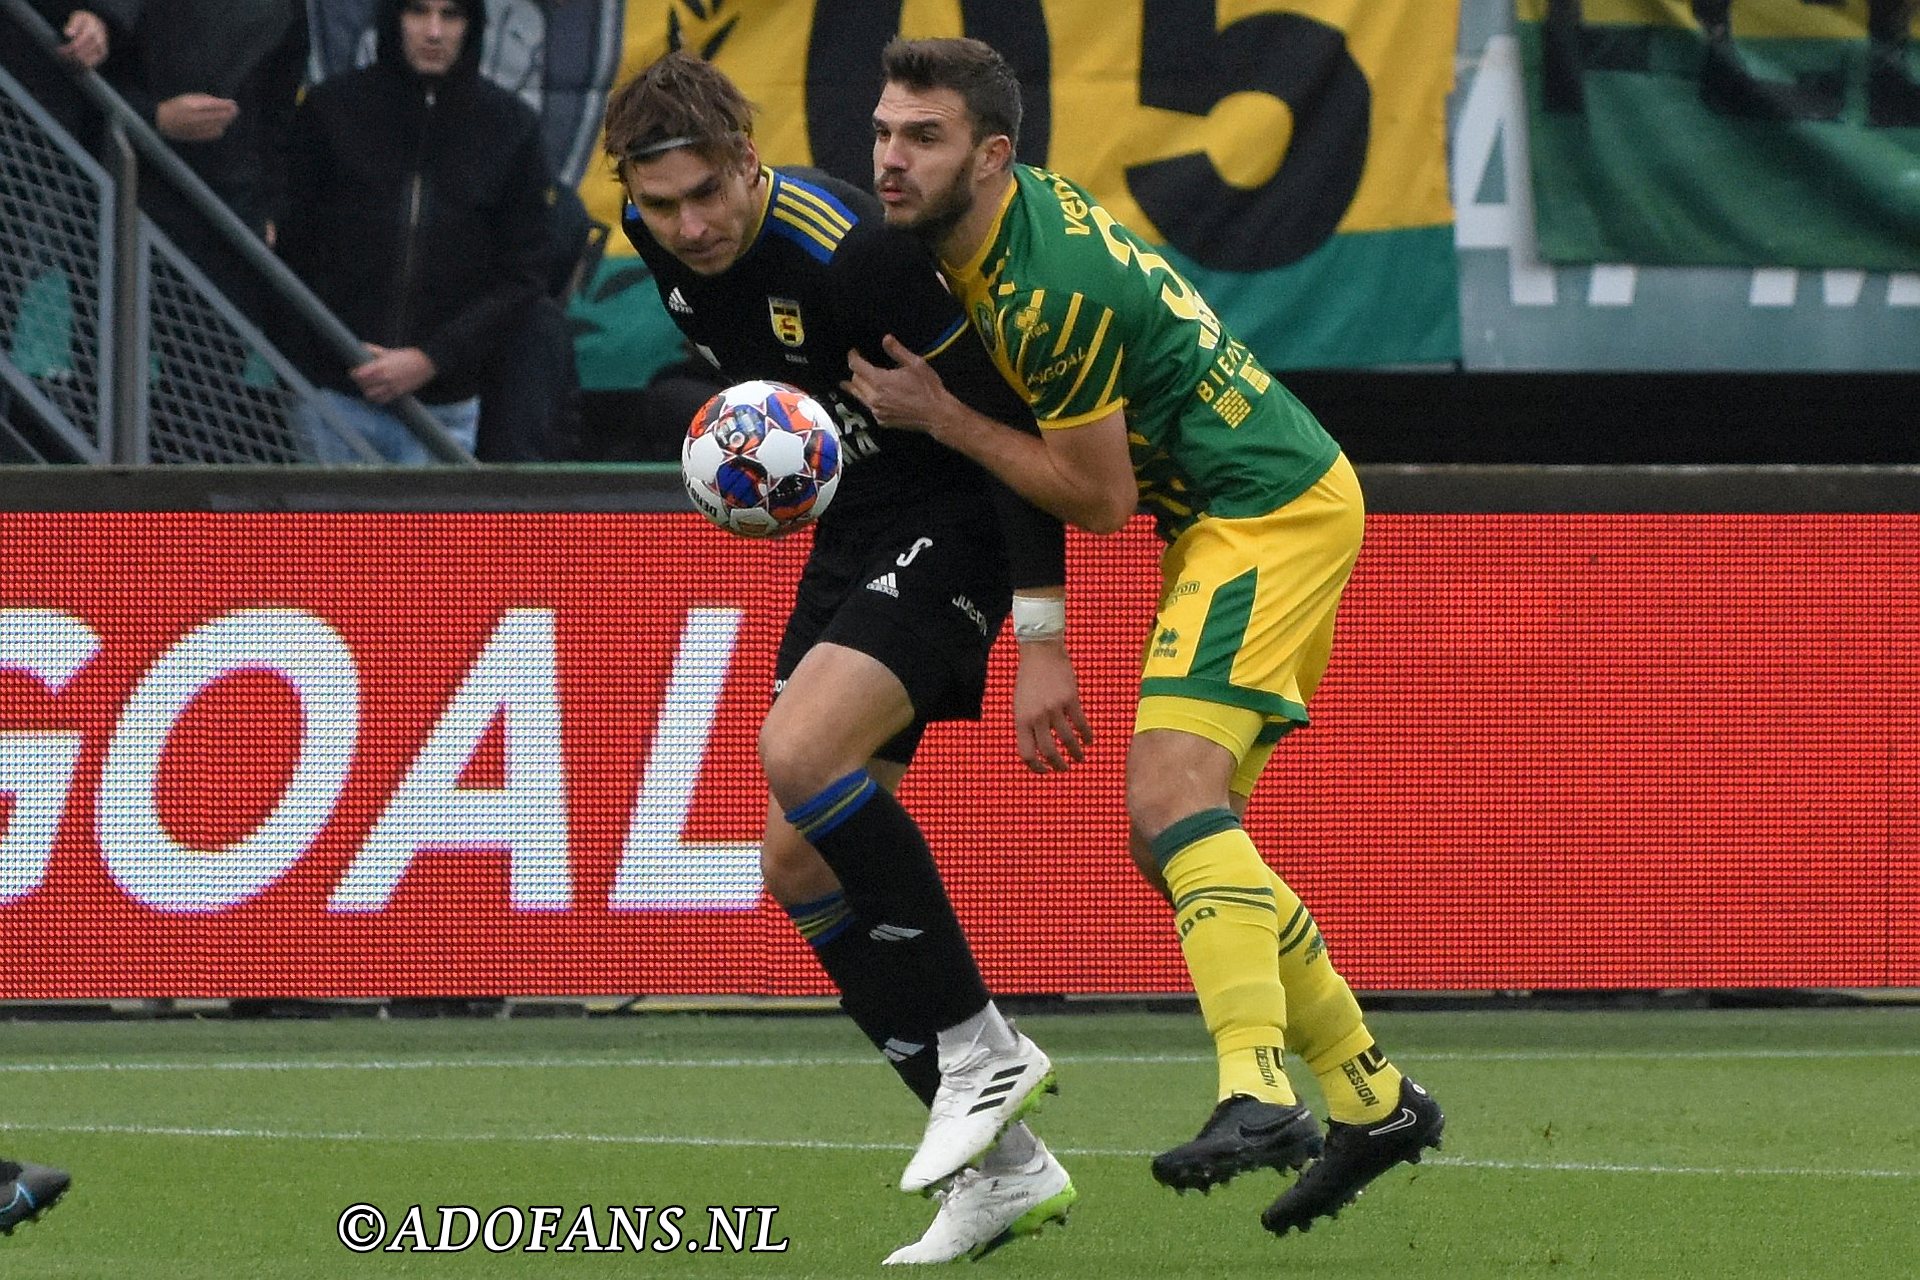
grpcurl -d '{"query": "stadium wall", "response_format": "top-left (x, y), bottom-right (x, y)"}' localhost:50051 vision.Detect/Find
top-left (0, 466), bottom-right (1914, 998)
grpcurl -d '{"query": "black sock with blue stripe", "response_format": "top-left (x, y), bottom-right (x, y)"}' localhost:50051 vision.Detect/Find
top-left (783, 769), bottom-right (989, 1032)
top-left (783, 890), bottom-right (939, 1107)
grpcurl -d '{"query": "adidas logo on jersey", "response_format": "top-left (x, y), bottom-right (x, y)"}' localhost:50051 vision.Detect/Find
top-left (667, 287), bottom-right (692, 315)
top-left (866, 572), bottom-right (900, 597)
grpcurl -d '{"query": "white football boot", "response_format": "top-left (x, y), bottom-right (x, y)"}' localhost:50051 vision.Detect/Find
top-left (900, 1029), bottom-right (1056, 1193)
top-left (884, 1140), bottom-right (1076, 1264)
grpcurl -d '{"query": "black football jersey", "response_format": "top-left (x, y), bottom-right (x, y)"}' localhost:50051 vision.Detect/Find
top-left (623, 166), bottom-right (1038, 530)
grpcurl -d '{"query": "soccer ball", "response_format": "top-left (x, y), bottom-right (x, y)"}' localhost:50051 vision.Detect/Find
top-left (682, 380), bottom-right (843, 538)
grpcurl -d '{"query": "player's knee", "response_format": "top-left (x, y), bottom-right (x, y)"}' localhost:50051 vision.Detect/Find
top-left (757, 715), bottom-right (835, 808)
top-left (1127, 734), bottom-right (1236, 847)
top-left (1125, 771), bottom-right (1191, 847)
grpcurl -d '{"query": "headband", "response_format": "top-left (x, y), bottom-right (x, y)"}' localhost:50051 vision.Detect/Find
top-left (629, 135), bottom-right (696, 159)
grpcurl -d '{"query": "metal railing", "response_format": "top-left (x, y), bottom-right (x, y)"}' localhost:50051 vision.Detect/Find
top-left (0, 0), bottom-right (476, 464)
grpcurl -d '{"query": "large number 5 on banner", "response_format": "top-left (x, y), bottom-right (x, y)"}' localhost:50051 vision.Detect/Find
top-left (805, 0), bottom-right (1053, 186)
top-left (1129, 0), bottom-right (1369, 270)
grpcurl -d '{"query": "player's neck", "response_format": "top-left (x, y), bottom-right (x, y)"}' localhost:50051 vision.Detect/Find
top-left (942, 170), bottom-right (1014, 269)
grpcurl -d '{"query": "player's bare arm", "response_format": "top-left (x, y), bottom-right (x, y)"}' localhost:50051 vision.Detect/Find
top-left (845, 335), bottom-right (1137, 534)
top-left (1009, 613), bottom-right (1093, 775)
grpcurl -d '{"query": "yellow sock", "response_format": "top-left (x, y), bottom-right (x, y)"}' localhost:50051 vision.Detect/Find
top-left (1258, 864), bottom-right (1405, 1123)
top-left (1155, 811), bottom-right (1295, 1105)
top-left (1311, 1038), bottom-right (1405, 1124)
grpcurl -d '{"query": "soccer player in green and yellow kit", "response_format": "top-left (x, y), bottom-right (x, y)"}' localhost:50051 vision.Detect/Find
top-left (844, 36), bottom-right (1445, 1238)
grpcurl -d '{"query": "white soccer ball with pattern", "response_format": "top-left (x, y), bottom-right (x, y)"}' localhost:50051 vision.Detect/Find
top-left (682, 380), bottom-right (843, 538)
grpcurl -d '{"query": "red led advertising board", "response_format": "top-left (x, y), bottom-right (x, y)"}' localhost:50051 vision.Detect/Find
top-left (0, 512), bottom-right (1913, 996)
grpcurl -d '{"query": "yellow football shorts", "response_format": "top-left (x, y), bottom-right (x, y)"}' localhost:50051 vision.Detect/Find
top-left (1135, 452), bottom-right (1365, 797)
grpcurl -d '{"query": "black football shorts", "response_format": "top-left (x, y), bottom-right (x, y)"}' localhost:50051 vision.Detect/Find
top-left (775, 511), bottom-right (1011, 763)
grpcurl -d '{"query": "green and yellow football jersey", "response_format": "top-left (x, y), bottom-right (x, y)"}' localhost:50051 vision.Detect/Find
top-left (942, 166), bottom-right (1340, 540)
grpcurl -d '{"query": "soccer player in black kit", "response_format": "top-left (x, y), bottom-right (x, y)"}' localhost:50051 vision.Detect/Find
top-left (602, 53), bottom-right (1088, 1265)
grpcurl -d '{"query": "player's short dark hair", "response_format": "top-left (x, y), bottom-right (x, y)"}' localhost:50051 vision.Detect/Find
top-left (880, 37), bottom-right (1022, 150)
top-left (602, 51), bottom-right (755, 174)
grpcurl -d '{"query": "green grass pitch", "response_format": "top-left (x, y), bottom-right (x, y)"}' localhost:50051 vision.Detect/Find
top-left (2, 1006), bottom-right (1916, 1277)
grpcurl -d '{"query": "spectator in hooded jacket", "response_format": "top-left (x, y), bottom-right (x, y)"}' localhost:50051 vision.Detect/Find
top-left (278, 0), bottom-right (550, 463)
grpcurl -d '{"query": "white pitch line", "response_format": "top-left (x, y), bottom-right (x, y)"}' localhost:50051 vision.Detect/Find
top-left (0, 1120), bottom-right (1912, 1181)
top-left (0, 1047), bottom-right (1915, 1074)
top-left (0, 1119), bottom-right (908, 1154)
top-left (1420, 1155), bottom-right (1919, 1180)
top-left (0, 1054), bottom-right (887, 1074)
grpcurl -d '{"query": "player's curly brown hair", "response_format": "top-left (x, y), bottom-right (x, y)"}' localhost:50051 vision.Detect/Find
top-left (602, 51), bottom-right (756, 173)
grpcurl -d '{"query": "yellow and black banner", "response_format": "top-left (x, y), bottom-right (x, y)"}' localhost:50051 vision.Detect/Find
top-left (569, 0), bottom-right (1462, 386)
top-left (298, 1), bottom-right (1463, 386)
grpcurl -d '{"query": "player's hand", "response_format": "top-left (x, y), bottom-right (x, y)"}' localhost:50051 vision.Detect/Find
top-left (1011, 638), bottom-right (1093, 774)
top-left (843, 334), bottom-right (949, 434)
top-left (156, 93), bottom-right (240, 142)
top-left (57, 10), bottom-right (109, 69)
top-left (351, 345), bottom-right (436, 404)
